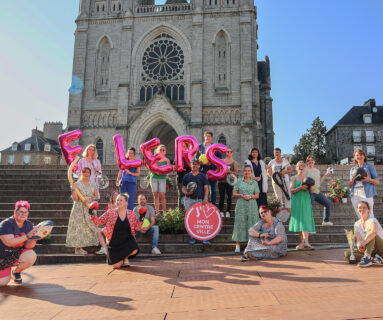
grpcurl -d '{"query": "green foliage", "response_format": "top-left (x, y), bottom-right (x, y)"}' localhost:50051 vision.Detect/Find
top-left (293, 117), bottom-right (327, 164)
top-left (157, 207), bottom-right (185, 234)
top-left (267, 194), bottom-right (281, 214)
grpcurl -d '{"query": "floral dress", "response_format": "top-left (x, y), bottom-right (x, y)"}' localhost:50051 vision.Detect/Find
top-left (66, 181), bottom-right (99, 248)
top-left (232, 178), bottom-right (260, 242)
top-left (244, 218), bottom-right (288, 259)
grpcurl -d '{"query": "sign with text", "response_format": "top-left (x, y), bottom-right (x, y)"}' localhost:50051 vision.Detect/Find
top-left (184, 203), bottom-right (222, 241)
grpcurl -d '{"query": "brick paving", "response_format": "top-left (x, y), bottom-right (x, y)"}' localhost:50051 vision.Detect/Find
top-left (1, 249), bottom-right (383, 320)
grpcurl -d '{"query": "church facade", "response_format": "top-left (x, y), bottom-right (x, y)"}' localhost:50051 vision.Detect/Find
top-left (67, 0), bottom-right (274, 164)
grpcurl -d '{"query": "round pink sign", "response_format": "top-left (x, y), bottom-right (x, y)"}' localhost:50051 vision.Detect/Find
top-left (184, 203), bottom-right (222, 241)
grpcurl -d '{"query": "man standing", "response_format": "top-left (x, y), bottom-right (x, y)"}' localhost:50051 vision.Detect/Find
top-left (182, 158), bottom-right (210, 245)
top-left (0, 201), bottom-right (38, 286)
top-left (133, 194), bottom-right (161, 255)
top-left (176, 142), bottom-right (191, 211)
top-left (197, 131), bottom-right (218, 206)
top-left (267, 148), bottom-right (293, 213)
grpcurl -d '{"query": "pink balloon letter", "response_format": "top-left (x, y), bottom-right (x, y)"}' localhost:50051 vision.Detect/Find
top-left (58, 130), bottom-right (83, 168)
top-left (113, 135), bottom-right (143, 170)
top-left (206, 144), bottom-right (228, 180)
top-left (174, 135), bottom-right (199, 173)
top-left (140, 138), bottom-right (173, 175)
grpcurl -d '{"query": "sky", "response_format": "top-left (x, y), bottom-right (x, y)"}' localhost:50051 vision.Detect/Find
top-left (0, 0), bottom-right (382, 155)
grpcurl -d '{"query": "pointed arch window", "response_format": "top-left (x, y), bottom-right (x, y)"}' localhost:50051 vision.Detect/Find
top-left (95, 37), bottom-right (111, 96)
top-left (214, 30), bottom-right (231, 93)
top-left (96, 138), bottom-right (104, 164)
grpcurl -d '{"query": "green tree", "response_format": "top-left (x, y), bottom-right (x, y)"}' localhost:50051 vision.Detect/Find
top-left (293, 117), bottom-right (327, 164)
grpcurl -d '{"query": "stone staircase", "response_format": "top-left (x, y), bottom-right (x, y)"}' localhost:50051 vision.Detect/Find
top-left (1, 164), bottom-right (382, 264)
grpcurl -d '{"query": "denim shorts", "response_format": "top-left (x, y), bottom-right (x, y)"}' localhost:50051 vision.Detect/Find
top-left (150, 178), bottom-right (166, 193)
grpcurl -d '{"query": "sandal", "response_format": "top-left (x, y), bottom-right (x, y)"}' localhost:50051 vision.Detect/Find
top-left (241, 254), bottom-right (249, 262)
top-left (296, 243), bottom-right (305, 250)
top-left (304, 243), bottom-right (315, 250)
top-left (75, 248), bottom-right (88, 255)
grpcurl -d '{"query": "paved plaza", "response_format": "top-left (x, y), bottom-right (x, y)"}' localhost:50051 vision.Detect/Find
top-left (1, 249), bottom-right (383, 320)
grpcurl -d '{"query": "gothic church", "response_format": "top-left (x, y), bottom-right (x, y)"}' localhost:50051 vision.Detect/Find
top-left (67, 0), bottom-right (274, 163)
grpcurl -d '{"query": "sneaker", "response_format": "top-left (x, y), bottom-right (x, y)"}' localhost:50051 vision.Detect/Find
top-left (234, 246), bottom-right (240, 254)
top-left (122, 258), bottom-right (130, 267)
top-left (241, 254), bottom-right (249, 262)
top-left (12, 271), bottom-right (22, 284)
top-left (372, 254), bottom-right (383, 264)
top-left (202, 240), bottom-right (211, 245)
top-left (322, 221), bottom-right (334, 226)
top-left (152, 247), bottom-right (161, 255)
top-left (358, 254), bottom-right (373, 267)
top-left (226, 211), bottom-right (230, 218)
top-left (95, 247), bottom-right (107, 255)
top-left (220, 211), bottom-right (224, 217)
top-left (189, 238), bottom-right (196, 244)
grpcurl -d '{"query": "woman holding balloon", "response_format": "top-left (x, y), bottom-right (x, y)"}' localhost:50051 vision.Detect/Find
top-left (76, 144), bottom-right (102, 199)
top-left (66, 167), bottom-right (99, 255)
top-left (149, 144), bottom-right (171, 215)
top-left (117, 147), bottom-right (140, 210)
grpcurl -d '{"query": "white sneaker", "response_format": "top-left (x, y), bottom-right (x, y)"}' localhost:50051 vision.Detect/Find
top-left (152, 247), bottom-right (161, 255)
top-left (122, 258), bottom-right (130, 267)
top-left (226, 211), bottom-right (230, 218)
top-left (220, 211), bottom-right (224, 217)
top-left (95, 247), bottom-right (107, 255)
top-left (235, 245), bottom-right (240, 253)
top-left (322, 221), bottom-right (334, 226)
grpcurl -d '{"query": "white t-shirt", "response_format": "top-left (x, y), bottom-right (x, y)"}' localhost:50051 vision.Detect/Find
top-left (354, 217), bottom-right (383, 240)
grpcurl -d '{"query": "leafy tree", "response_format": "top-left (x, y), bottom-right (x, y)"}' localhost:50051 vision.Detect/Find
top-left (293, 117), bottom-right (327, 164)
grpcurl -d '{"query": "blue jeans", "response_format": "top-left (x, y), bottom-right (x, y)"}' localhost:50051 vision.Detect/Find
top-left (184, 197), bottom-right (202, 242)
top-left (136, 225), bottom-right (159, 248)
top-left (120, 181), bottom-right (137, 210)
top-left (310, 192), bottom-right (331, 222)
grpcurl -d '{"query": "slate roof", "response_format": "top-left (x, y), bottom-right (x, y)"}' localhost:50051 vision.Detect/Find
top-left (1, 131), bottom-right (61, 154)
top-left (326, 101), bottom-right (383, 134)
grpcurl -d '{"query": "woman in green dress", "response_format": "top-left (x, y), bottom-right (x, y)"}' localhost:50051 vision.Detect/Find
top-left (232, 165), bottom-right (260, 253)
top-left (289, 160), bottom-right (316, 250)
top-left (66, 167), bottom-right (99, 254)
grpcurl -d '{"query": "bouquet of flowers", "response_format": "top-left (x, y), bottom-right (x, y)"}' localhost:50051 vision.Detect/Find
top-left (157, 207), bottom-right (185, 234)
top-left (326, 178), bottom-right (345, 202)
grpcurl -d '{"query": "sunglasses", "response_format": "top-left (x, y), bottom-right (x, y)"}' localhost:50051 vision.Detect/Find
top-left (160, 149), bottom-right (166, 152)
top-left (227, 151), bottom-right (233, 153)
top-left (259, 211), bottom-right (268, 215)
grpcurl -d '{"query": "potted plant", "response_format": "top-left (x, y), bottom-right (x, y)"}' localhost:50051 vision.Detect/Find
top-left (157, 207), bottom-right (185, 234)
top-left (326, 178), bottom-right (345, 203)
top-left (342, 187), bottom-right (350, 203)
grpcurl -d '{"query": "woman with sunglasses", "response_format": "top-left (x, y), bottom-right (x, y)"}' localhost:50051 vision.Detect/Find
top-left (218, 147), bottom-right (238, 218)
top-left (241, 205), bottom-right (287, 261)
top-left (66, 167), bottom-right (99, 255)
top-left (150, 144), bottom-right (171, 215)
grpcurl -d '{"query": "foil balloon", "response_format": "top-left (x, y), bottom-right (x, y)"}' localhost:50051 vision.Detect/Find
top-left (58, 130), bottom-right (83, 172)
top-left (206, 144), bottom-right (228, 181)
top-left (174, 135), bottom-right (199, 173)
top-left (140, 138), bottom-right (173, 175)
top-left (113, 135), bottom-right (143, 170)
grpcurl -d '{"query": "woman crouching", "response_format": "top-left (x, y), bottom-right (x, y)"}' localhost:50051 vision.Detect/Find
top-left (89, 193), bottom-right (142, 268)
top-left (241, 205), bottom-right (288, 262)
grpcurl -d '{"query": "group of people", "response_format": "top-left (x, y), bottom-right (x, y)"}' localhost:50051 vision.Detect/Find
top-left (1, 141), bottom-right (382, 286)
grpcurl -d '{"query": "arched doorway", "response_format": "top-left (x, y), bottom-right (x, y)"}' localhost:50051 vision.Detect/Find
top-left (145, 121), bottom-right (178, 162)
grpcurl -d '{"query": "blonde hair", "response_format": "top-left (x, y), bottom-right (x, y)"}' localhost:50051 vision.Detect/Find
top-left (82, 144), bottom-right (98, 160)
top-left (155, 144), bottom-right (166, 154)
top-left (296, 160), bottom-right (306, 171)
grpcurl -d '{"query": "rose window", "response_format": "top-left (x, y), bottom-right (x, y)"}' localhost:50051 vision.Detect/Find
top-left (142, 39), bottom-right (184, 81)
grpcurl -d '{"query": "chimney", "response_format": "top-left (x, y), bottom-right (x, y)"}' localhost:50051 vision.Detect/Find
top-left (43, 122), bottom-right (63, 141)
top-left (363, 99), bottom-right (376, 112)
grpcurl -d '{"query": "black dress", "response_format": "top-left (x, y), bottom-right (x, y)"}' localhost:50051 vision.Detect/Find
top-left (107, 216), bottom-right (139, 265)
top-left (251, 161), bottom-right (268, 207)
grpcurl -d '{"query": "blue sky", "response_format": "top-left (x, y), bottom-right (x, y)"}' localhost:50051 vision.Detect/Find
top-left (1, 0), bottom-right (382, 155)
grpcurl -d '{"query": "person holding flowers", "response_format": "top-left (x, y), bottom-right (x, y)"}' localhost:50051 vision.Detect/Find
top-left (305, 156), bottom-right (333, 226)
top-left (349, 149), bottom-right (379, 217)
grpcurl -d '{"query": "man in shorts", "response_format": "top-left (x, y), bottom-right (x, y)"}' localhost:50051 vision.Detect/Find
top-left (0, 201), bottom-right (38, 286)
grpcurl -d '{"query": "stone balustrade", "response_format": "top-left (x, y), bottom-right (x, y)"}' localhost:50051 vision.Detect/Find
top-left (135, 3), bottom-right (191, 14)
